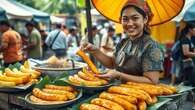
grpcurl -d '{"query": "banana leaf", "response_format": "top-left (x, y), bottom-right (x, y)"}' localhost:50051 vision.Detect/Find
top-left (158, 85), bottom-right (194, 98)
top-left (24, 76), bottom-right (83, 109)
top-left (71, 94), bottom-right (172, 110)
top-left (177, 85), bottom-right (194, 93)
top-left (147, 98), bottom-right (172, 110)
top-left (34, 76), bottom-right (50, 89)
top-left (8, 62), bottom-right (22, 70)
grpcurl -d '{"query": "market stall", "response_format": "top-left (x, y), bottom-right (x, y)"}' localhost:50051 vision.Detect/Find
top-left (0, 50), bottom-right (193, 110)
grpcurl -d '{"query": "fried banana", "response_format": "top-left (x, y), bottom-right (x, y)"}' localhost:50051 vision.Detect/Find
top-left (20, 66), bottom-right (41, 78)
top-left (0, 75), bottom-right (24, 84)
top-left (73, 75), bottom-right (103, 86)
top-left (78, 71), bottom-right (99, 81)
top-left (120, 84), bottom-right (153, 104)
top-left (5, 68), bottom-right (30, 77)
top-left (99, 92), bottom-right (137, 110)
top-left (29, 95), bottom-right (65, 104)
top-left (159, 84), bottom-right (177, 93)
top-left (91, 98), bottom-right (125, 110)
top-left (126, 82), bottom-right (163, 95)
top-left (45, 84), bottom-right (74, 92)
top-left (68, 76), bottom-right (81, 85)
top-left (111, 93), bottom-right (137, 104)
top-left (80, 103), bottom-right (109, 110)
top-left (159, 86), bottom-right (174, 95)
top-left (108, 86), bottom-right (147, 100)
top-left (151, 95), bottom-right (158, 104)
top-left (32, 88), bottom-right (67, 101)
top-left (138, 100), bottom-right (147, 110)
top-left (76, 50), bottom-right (100, 74)
top-left (121, 84), bottom-right (159, 96)
top-left (42, 88), bottom-right (76, 99)
top-left (0, 80), bottom-right (16, 87)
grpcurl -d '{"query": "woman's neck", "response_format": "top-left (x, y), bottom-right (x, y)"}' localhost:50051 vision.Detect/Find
top-left (186, 33), bottom-right (192, 39)
top-left (129, 32), bottom-right (143, 41)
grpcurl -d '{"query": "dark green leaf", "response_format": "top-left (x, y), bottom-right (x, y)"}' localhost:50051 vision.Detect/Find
top-left (34, 76), bottom-right (50, 89)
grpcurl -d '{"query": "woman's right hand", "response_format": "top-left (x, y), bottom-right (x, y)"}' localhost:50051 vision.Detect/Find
top-left (80, 42), bottom-right (99, 54)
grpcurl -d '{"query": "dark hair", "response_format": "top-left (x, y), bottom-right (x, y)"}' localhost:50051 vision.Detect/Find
top-left (179, 22), bottom-right (195, 40)
top-left (56, 23), bottom-right (61, 29)
top-left (120, 4), bottom-right (150, 34)
top-left (120, 5), bottom-right (147, 19)
top-left (108, 26), bottom-right (115, 32)
top-left (0, 20), bottom-right (10, 27)
top-left (62, 25), bottom-right (67, 29)
top-left (69, 28), bottom-right (76, 33)
top-left (92, 26), bottom-right (97, 31)
top-left (25, 21), bottom-right (34, 27)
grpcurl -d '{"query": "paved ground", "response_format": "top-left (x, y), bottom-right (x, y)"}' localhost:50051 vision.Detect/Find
top-left (182, 101), bottom-right (193, 110)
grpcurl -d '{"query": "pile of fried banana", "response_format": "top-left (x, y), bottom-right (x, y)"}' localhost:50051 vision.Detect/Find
top-left (80, 82), bottom-right (177, 110)
top-left (68, 67), bottom-right (108, 87)
top-left (30, 84), bottom-right (78, 104)
top-left (0, 65), bottom-right (40, 87)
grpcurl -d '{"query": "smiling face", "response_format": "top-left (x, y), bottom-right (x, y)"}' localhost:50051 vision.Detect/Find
top-left (121, 6), bottom-right (148, 38)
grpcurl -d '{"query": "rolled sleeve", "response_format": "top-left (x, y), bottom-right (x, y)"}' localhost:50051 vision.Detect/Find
top-left (142, 45), bottom-right (164, 72)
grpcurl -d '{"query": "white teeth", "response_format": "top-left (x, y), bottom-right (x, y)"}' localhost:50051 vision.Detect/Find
top-left (128, 29), bottom-right (134, 31)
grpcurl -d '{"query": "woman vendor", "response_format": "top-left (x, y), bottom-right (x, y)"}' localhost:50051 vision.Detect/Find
top-left (80, 0), bottom-right (164, 84)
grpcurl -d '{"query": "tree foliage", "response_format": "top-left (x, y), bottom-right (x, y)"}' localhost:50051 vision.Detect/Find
top-left (16, 0), bottom-right (78, 15)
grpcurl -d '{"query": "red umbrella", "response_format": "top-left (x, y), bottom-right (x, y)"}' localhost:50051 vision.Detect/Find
top-left (91, 0), bottom-right (185, 26)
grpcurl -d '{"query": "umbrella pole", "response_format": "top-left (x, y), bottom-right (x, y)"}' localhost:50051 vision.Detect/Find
top-left (85, 0), bottom-right (95, 62)
top-left (85, 0), bottom-right (93, 44)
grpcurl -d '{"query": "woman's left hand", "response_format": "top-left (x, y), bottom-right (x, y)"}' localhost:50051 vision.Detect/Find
top-left (95, 70), bottom-right (120, 79)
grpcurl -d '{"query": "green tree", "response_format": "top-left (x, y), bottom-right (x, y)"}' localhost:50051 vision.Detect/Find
top-left (16, 0), bottom-right (79, 15)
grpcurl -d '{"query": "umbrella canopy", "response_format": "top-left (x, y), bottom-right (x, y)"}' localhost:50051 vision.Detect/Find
top-left (91, 0), bottom-right (185, 26)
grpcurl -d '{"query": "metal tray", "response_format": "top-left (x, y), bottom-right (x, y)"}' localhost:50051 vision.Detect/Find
top-left (25, 90), bottom-right (82, 109)
top-left (0, 83), bottom-right (35, 93)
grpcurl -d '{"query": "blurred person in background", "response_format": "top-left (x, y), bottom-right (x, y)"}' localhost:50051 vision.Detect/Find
top-left (0, 21), bottom-right (23, 67)
top-left (45, 23), bottom-right (67, 58)
top-left (67, 27), bottom-right (79, 48)
top-left (100, 26), bottom-right (115, 57)
top-left (179, 22), bottom-right (195, 110)
top-left (80, 26), bottom-right (102, 67)
top-left (39, 29), bottom-right (48, 59)
top-left (81, 26), bottom-right (101, 49)
top-left (61, 24), bottom-right (69, 36)
top-left (179, 22), bottom-right (195, 85)
top-left (25, 21), bottom-right (42, 59)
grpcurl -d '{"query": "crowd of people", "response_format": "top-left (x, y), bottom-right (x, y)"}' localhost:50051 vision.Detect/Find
top-left (0, 20), bottom-right (120, 68)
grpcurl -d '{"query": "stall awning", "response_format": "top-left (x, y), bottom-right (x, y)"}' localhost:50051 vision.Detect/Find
top-left (0, 0), bottom-right (64, 24)
top-left (10, 0), bottom-right (50, 23)
top-left (0, 0), bottom-right (32, 20)
top-left (0, 7), bottom-right (7, 21)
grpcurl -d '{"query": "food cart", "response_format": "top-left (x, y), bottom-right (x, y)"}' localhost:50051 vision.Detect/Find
top-left (0, 54), bottom-right (193, 110)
